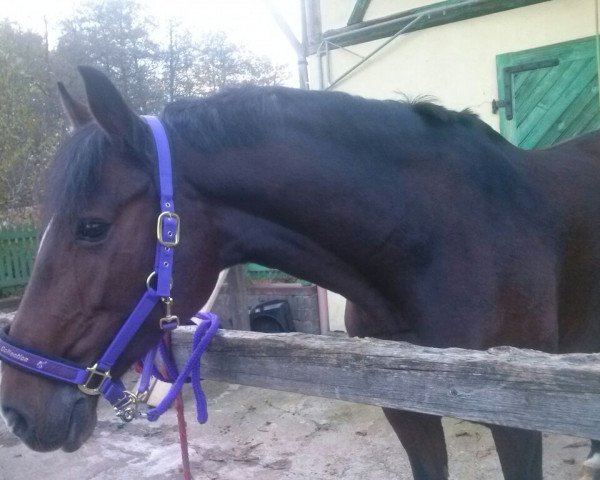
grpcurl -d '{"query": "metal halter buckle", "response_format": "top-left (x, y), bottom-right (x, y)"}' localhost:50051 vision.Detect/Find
top-left (156, 212), bottom-right (180, 247)
top-left (78, 364), bottom-right (111, 395)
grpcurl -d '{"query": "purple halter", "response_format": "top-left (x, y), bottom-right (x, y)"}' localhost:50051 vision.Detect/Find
top-left (0, 116), bottom-right (219, 423)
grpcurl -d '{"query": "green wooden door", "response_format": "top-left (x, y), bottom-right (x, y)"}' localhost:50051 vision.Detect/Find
top-left (496, 37), bottom-right (600, 149)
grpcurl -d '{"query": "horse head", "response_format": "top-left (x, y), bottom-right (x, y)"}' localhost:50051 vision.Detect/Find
top-left (0, 67), bottom-right (221, 451)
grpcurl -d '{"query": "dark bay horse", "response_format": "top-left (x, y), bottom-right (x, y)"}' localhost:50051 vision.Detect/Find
top-left (2, 66), bottom-right (600, 479)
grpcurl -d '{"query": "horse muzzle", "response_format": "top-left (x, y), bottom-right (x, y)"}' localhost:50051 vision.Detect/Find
top-left (0, 367), bottom-right (98, 452)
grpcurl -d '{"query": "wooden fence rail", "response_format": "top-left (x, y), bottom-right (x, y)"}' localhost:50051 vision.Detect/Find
top-left (173, 327), bottom-right (600, 440)
top-left (1, 315), bottom-right (599, 439)
top-left (0, 225), bottom-right (37, 292)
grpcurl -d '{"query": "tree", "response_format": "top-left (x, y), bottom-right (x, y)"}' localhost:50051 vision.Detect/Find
top-left (55, 3), bottom-right (289, 106)
top-left (0, 21), bottom-right (60, 209)
top-left (0, 2), bottom-right (290, 213)
top-left (162, 19), bottom-right (197, 102)
top-left (54, 0), bottom-right (161, 113)
top-left (162, 29), bottom-right (289, 98)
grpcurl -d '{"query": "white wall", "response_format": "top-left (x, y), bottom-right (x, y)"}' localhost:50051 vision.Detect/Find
top-left (311, 0), bottom-right (595, 129)
top-left (309, 0), bottom-right (595, 330)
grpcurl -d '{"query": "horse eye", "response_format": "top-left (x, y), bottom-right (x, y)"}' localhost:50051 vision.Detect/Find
top-left (75, 219), bottom-right (110, 242)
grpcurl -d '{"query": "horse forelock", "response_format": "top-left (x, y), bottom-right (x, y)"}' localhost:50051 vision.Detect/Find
top-left (46, 123), bottom-right (108, 218)
top-left (46, 121), bottom-right (154, 219)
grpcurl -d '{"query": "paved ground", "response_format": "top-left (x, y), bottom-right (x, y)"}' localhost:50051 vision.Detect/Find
top-left (0, 308), bottom-right (591, 479)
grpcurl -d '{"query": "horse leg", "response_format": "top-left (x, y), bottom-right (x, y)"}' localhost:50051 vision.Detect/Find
top-left (488, 425), bottom-right (542, 480)
top-left (344, 302), bottom-right (448, 479)
top-left (383, 408), bottom-right (448, 480)
top-left (579, 440), bottom-right (600, 480)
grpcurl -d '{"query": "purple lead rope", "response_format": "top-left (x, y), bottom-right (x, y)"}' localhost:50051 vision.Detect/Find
top-left (138, 312), bottom-right (220, 423)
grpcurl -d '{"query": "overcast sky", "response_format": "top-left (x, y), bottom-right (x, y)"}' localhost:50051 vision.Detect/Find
top-left (1, 0), bottom-right (302, 86)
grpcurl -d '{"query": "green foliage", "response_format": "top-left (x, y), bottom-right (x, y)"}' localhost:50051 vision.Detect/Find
top-left (0, 21), bottom-right (62, 210)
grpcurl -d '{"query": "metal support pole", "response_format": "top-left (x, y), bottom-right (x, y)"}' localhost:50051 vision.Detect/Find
top-left (326, 14), bottom-right (422, 90)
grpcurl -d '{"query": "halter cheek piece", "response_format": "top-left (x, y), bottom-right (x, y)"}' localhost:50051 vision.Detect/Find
top-left (0, 116), bottom-right (219, 423)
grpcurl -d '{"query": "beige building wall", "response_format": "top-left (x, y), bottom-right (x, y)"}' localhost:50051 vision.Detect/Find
top-left (310, 0), bottom-right (594, 129)
top-left (312, 0), bottom-right (595, 330)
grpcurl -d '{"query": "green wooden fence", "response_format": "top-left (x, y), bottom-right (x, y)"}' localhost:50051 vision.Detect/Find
top-left (0, 228), bottom-right (305, 296)
top-left (0, 225), bottom-right (38, 295)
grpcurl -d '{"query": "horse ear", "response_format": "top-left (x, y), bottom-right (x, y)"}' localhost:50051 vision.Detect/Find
top-left (57, 82), bottom-right (92, 130)
top-left (77, 65), bottom-right (143, 148)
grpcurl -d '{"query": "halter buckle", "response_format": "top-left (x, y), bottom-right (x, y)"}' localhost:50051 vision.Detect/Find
top-left (157, 212), bottom-right (180, 247)
top-left (78, 364), bottom-right (111, 395)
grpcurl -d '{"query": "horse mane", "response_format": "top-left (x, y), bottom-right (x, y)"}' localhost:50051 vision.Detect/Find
top-left (410, 101), bottom-right (505, 142)
top-left (48, 86), bottom-right (508, 217)
top-left (162, 87), bottom-right (506, 155)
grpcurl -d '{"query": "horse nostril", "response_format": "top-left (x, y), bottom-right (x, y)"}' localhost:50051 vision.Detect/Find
top-left (2, 406), bottom-right (31, 438)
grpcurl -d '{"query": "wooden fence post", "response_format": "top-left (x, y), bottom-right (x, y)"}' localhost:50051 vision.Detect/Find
top-left (227, 265), bottom-right (250, 331)
top-left (0, 224), bottom-right (38, 294)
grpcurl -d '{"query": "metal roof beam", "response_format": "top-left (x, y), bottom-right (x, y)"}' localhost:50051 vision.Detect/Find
top-left (321, 0), bottom-right (550, 50)
top-left (347, 0), bottom-right (372, 25)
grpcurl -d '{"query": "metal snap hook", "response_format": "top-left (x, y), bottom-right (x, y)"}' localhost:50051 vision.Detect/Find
top-left (114, 391), bottom-right (140, 422)
top-left (159, 296), bottom-right (179, 329)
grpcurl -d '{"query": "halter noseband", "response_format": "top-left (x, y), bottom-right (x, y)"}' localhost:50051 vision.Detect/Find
top-left (0, 116), bottom-right (219, 422)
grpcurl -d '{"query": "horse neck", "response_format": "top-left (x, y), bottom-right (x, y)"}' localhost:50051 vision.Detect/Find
top-left (570, 129), bottom-right (600, 155)
top-left (178, 139), bottom-right (408, 333)
top-left (524, 129), bottom-right (600, 193)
